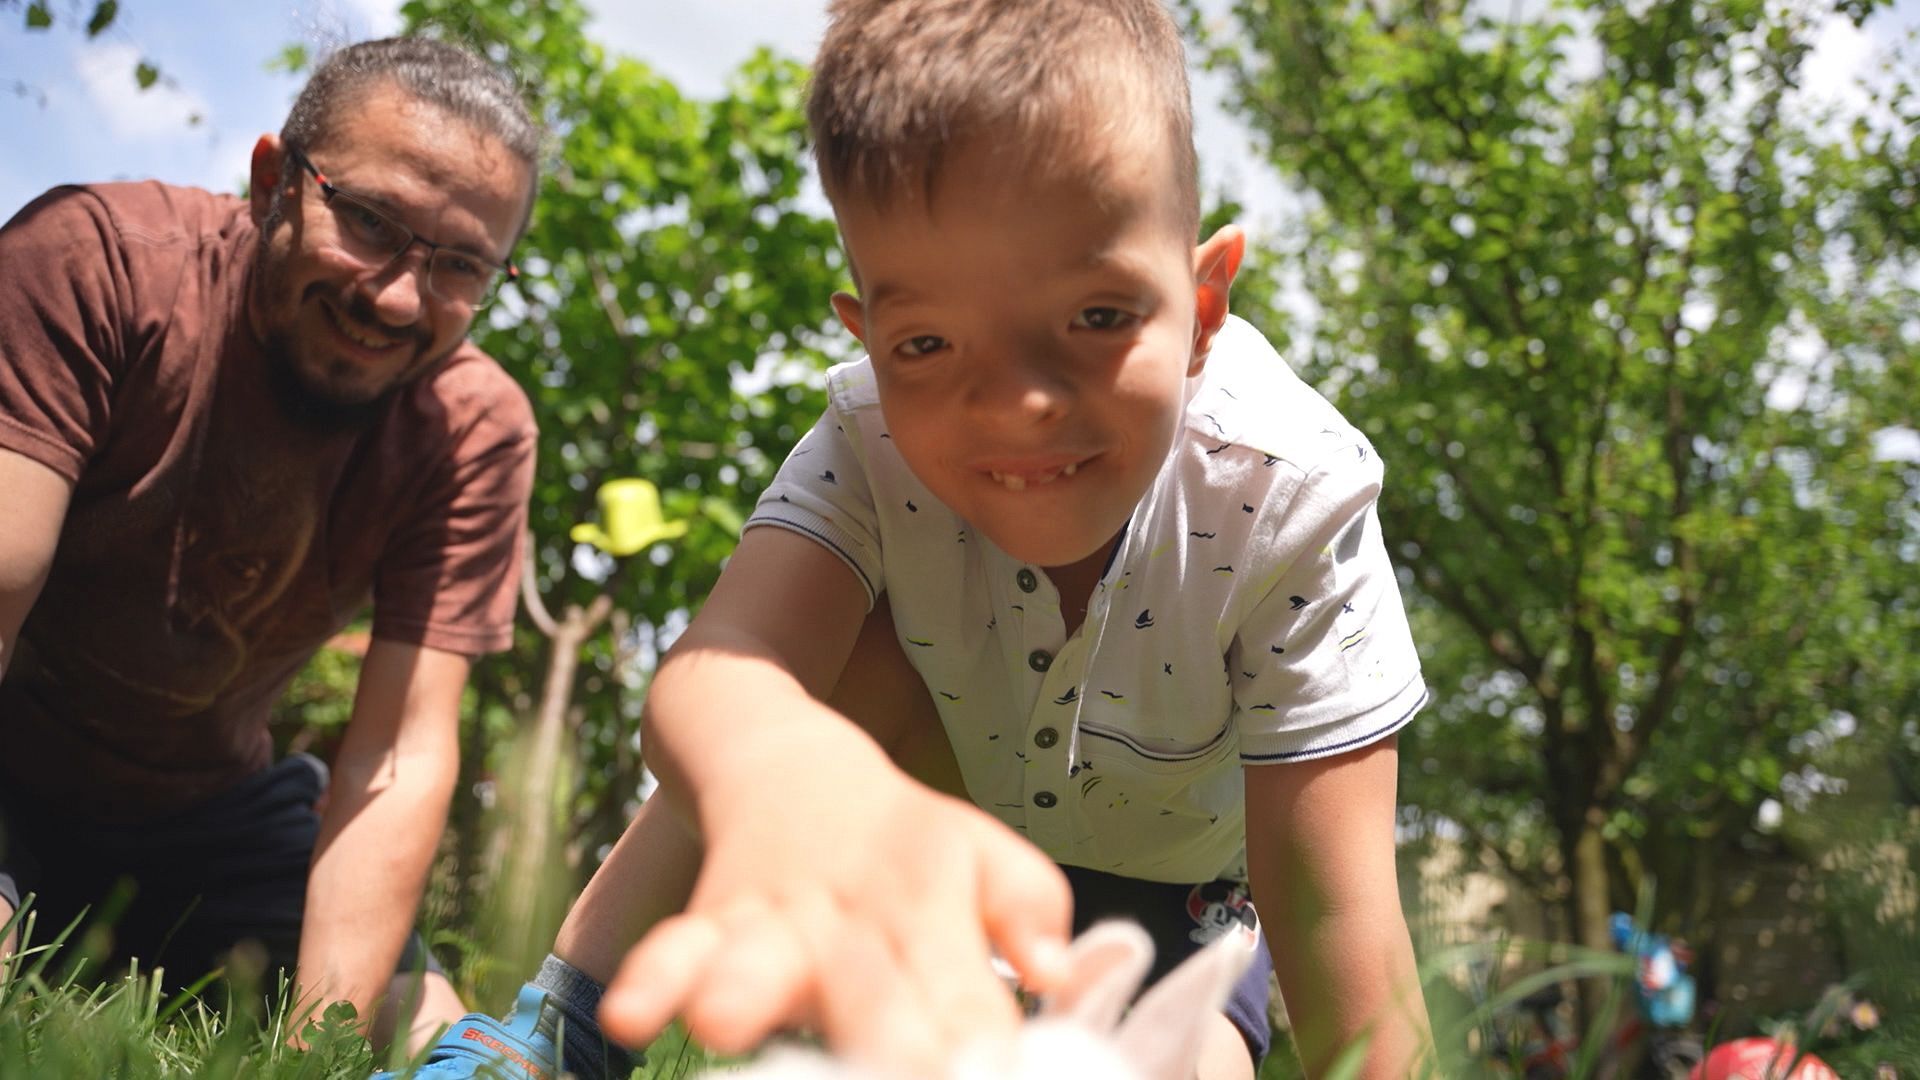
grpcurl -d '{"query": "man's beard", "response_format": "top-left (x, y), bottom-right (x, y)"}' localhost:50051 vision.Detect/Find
top-left (251, 226), bottom-right (442, 432)
top-left (259, 323), bottom-right (390, 433)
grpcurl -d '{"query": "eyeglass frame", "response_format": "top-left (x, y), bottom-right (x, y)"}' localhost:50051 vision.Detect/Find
top-left (285, 145), bottom-right (520, 305)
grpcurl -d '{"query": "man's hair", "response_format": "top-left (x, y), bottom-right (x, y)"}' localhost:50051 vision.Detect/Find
top-left (808, 0), bottom-right (1198, 231)
top-left (282, 37), bottom-right (541, 172)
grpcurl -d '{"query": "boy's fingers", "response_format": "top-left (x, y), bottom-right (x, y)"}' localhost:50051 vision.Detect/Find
top-left (975, 829), bottom-right (1074, 992)
top-left (599, 912), bottom-right (724, 1045)
top-left (816, 913), bottom-right (952, 1075)
top-left (678, 914), bottom-right (819, 1053)
top-left (897, 879), bottom-right (1024, 1051)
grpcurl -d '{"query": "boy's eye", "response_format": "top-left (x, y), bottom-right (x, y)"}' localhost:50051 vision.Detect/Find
top-left (1073, 306), bottom-right (1135, 331)
top-left (897, 334), bottom-right (948, 357)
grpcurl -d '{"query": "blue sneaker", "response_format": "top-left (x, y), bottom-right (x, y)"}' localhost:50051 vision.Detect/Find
top-left (373, 983), bottom-right (561, 1079)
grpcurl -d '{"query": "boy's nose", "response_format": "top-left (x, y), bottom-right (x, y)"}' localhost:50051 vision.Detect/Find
top-left (968, 347), bottom-right (1072, 424)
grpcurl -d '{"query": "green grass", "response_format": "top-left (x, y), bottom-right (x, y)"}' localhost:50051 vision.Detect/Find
top-left (7, 938), bottom-right (1916, 1079)
top-left (0, 899), bottom-right (730, 1080)
top-left (9, 882), bottom-right (1917, 1079)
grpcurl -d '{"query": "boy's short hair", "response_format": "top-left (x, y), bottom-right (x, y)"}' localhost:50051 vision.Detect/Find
top-left (808, 0), bottom-right (1199, 234)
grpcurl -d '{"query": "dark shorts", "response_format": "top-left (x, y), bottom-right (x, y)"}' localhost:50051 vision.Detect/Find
top-left (1063, 865), bottom-right (1273, 1063)
top-left (0, 753), bottom-right (441, 993)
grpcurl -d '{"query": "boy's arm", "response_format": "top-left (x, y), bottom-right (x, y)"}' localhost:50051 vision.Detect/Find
top-left (601, 526), bottom-right (1071, 1071)
top-left (1245, 736), bottom-right (1431, 1079)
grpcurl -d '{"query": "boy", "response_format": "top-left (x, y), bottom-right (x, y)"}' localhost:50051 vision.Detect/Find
top-left (403, 1), bottom-right (1430, 1077)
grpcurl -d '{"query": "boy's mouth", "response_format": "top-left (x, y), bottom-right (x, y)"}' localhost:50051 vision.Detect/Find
top-left (985, 458), bottom-right (1088, 492)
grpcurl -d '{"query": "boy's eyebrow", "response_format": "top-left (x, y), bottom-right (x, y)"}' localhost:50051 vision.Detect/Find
top-left (1074, 246), bottom-right (1156, 279)
top-left (859, 279), bottom-right (925, 313)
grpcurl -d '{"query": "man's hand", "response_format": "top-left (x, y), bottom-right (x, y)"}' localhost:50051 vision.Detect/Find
top-left (599, 734), bottom-right (1072, 1073)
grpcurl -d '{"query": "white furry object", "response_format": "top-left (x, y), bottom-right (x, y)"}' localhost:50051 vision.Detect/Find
top-left (697, 920), bottom-right (1256, 1080)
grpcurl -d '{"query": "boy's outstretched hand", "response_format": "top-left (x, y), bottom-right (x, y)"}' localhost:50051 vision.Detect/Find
top-left (598, 734), bottom-right (1072, 1073)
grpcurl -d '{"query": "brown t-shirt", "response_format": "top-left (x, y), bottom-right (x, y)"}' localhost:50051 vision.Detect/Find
top-left (0, 182), bottom-right (536, 822)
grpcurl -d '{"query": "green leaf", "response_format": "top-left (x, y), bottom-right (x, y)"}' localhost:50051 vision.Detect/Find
top-left (86, 0), bottom-right (117, 37)
top-left (698, 496), bottom-right (746, 537)
top-left (265, 43), bottom-right (309, 74)
top-left (134, 61), bottom-right (159, 89)
top-left (25, 3), bottom-right (53, 30)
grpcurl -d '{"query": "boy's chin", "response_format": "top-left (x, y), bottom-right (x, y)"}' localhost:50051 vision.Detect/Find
top-left (990, 530), bottom-right (1119, 572)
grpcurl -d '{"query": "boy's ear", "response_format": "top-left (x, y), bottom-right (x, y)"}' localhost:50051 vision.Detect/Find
top-left (1189, 224), bottom-right (1246, 375)
top-left (249, 135), bottom-right (287, 225)
top-left (830, 291), bottom-right (867, 345)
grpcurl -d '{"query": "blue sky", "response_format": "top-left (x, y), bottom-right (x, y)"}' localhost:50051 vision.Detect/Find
top-left (1, 0), bottom-right (1912, 229)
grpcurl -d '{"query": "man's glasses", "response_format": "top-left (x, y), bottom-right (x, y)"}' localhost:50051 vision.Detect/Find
top-left (287, 147), bottom-right (519, 307)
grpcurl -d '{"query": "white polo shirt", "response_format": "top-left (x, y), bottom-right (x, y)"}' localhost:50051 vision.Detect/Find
top-left (744, 317), bottom-right (1427, 883)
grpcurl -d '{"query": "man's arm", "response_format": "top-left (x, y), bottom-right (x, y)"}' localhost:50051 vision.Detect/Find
top-left (600, 526), bottom-right (1071, 1071)
top-left (0, 449), bottom-right (71, 681)
top-left (1245, 737), bottom-right (1431, 1079)
top-left (0, 448), bottom-right (72, 953)
top-left (294, 638), bottom-right (466, 1033)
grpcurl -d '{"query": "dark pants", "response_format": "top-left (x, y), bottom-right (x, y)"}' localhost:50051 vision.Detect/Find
top-left (1063, 865), bottom-right (1274, 1063)
top-left (0, 754), bottom-right (438, 995)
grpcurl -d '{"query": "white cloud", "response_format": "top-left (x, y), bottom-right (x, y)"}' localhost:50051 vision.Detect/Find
top-left (1786, 8), bottom-right (1911, 140)
top-left (74, 41), bottom-right (210, 139)
top-left (587, 0), bottom-right (825, 98)
top-left (332, 0), bottom-right (403, 38)
top-left (1798, 12), bottom-right (1877, 115)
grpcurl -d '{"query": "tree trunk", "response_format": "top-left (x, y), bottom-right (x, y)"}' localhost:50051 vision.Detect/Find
top-left (499, 595), bottom-right (612, 968)
top-left (523, 598), bottom-right (612, 872)
top-left (1570, 807), bottom-right (1620, 1039)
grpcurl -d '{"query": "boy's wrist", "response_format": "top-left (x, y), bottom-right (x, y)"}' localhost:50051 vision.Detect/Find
top-left (687, 704), bottom-right (900, 832)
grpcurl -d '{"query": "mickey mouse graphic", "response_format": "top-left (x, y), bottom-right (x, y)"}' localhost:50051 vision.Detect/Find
top-left (1185, 881), bottom-right (1259, 947)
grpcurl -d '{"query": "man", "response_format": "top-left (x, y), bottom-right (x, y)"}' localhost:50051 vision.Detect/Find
top-left (0, 37), bottom-right (540, 1050)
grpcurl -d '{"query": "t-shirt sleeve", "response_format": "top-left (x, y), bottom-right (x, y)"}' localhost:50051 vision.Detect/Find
top-left (741, 396), bottom-right (883, 609)
top-left (371, 372), bottom-right (537, 656)
top-left (1231, 447), bottom-right (1427, 762)
top-left (0, 188), bottom-right (133, 480)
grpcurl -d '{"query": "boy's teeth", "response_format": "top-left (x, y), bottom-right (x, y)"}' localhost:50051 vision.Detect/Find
top-left (988, 461), bottom-right (1082, 491)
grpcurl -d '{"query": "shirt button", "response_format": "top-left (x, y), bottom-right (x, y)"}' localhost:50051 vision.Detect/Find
top-left (1027, 649), bottom-right (1052, 672)
top-left (1016, 568), bottom-right (1038, 593)
top-left (1034, 727), bottom-right (1059, 749)
top-left (1033, 791), bottom-right (1058, 809)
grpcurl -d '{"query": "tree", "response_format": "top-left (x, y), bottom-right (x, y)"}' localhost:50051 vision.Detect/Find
top-left (320, 0), bottom-right (844, 976)
top-left (5, 1), bottom-right (177, 110)
top-left (1188, 0), bottom-right (1920, 1029)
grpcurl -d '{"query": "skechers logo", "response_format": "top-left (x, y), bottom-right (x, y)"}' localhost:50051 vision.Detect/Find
top-left (460, 1030), bottom-right (549, 1080)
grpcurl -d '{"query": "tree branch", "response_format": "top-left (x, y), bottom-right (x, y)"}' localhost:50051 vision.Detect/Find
top-left (522, 536), bottom-right (559, 638)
